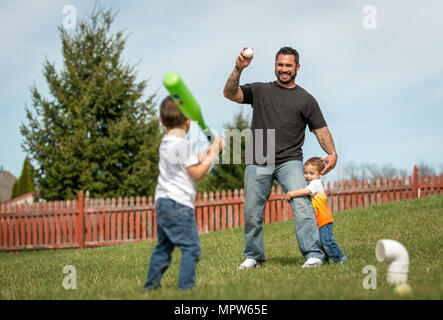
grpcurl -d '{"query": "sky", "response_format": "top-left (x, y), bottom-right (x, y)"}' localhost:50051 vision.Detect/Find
top-left (1, 0), bottom-right (442, 184)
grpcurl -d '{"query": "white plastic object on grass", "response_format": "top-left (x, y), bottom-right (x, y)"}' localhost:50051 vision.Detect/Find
top-left (375, 239), bottom-right (409, 284)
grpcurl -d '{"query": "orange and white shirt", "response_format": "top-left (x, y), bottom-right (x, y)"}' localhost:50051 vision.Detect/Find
top-left (306, 179), bottom-right (333, 228)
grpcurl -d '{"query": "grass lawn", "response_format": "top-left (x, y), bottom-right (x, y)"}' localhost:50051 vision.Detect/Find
top-left (0, 195), bottom-right (441, 300)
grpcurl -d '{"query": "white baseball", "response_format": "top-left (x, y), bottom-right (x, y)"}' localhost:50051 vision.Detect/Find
top-left (243, 48), bottom-right (254, 59)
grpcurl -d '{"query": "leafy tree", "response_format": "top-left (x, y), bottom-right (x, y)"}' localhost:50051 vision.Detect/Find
top-left (197, 109), bottom-right (251, 192)
top-left (11, 157), bottom-right (36, 198)
top-left (21, 5), bottom-right (162, 200)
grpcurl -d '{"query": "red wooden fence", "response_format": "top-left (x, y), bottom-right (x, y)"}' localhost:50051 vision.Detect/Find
top-left (1, 166), bottom-right (441, 252)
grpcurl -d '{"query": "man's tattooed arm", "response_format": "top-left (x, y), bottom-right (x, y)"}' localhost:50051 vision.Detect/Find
top-left (313, 126), bottom-right (336, 154)
top-left (313, 126), bottom-right (338, 175)
top-left (223, 67), bottom-right (244, 103)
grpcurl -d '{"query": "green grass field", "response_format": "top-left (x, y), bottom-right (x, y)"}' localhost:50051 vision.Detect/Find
top-left (0, 195), bottom-right (441, 300)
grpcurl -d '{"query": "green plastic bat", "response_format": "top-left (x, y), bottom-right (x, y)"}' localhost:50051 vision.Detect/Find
top-left (163, 72), bottom-right (215, 141)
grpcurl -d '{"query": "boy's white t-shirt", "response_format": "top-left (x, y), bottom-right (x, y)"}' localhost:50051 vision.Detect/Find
top-left (154, 135), bottom-right (199, 209)
top-left (306, 179), bottom-right (323, 196)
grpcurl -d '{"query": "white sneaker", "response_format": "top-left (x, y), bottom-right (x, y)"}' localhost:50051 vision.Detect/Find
top-left (302, 257), bottom-right (323, 268)
top-left (238, 258), bottom-right (262, 269)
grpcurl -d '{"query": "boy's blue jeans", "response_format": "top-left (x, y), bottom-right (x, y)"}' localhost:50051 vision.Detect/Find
top-left (319, 222), bottom-right (345, 262)
top-left (243, 161), bottom-right (325, 262)
top-left (144, 198), bottom-right (201, 290)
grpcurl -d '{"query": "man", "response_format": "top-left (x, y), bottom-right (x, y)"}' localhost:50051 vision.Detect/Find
top-left (223, 46), bottom-right (338, 268)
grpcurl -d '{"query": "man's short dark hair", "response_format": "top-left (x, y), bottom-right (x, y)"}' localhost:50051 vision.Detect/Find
top-left (160, 96), bottom-right (188, 128)
top-left (275, 47), bottom-right (299, 65)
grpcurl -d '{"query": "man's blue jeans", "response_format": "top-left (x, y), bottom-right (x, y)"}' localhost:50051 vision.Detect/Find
top-left (319, 222), bottom-right (345, 262)
top-left (144, 198), bottom-right (201, 290)
top-left (243, 161), bottom-right (325, 261)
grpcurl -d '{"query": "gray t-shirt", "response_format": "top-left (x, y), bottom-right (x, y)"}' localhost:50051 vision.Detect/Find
top-left (240, 81), bottom-right (326, 164)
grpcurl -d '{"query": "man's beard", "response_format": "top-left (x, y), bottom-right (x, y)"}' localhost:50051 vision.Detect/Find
top-left (276, 70), bottom-right (296, 84)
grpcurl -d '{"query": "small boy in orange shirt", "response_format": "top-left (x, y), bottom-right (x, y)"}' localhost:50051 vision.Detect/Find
top-left (285, 157), bottom-right (348, 264)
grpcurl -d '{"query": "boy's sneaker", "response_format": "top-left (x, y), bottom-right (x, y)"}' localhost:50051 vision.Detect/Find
top-left (142, 284), bottom-right (161, 292)
top-left (302, 257), bottom-right (324, 268)
top-left (336, 256), bottom-right (348, 264)
top-left (238, 258), bottom-right (263, 269)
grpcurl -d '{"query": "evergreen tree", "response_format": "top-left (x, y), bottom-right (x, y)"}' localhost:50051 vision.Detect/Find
top-left (20, 6), bottom-right (162, 200)
top-left (11, 157), bottom-right (35, 198)
top-left (197, 109), bottom-right (250, 192)
top-left (11, 181), bottom-right (18, 199)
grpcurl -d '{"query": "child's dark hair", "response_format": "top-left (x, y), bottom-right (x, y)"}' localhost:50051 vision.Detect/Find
top-left (304, 157), bottom-right (325, 173)
top-left (160, 96), bottom-right (188, 128)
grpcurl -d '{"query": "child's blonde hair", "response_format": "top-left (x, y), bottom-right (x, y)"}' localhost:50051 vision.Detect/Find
top-left (304, 157), bottom-right (325, 174)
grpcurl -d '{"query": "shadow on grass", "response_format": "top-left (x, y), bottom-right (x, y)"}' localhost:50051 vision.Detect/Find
top-left (270, 256), bottom-right (305, 266)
